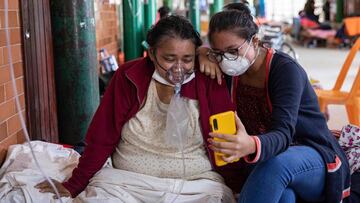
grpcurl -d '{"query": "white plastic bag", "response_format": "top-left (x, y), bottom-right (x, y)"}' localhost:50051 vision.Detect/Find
top-left (165, 92), bottom-right (190, 149)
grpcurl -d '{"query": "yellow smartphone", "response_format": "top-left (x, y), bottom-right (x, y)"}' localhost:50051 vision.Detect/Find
top-left (209, 111), bottom-right (238, 167)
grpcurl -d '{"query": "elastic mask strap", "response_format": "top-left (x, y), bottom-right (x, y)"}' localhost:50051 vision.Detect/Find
top-left (249, 46), bottom-right (260, 67)
top-left (239, 35), bottom-right (255, 63)
top-left (153, 49), bottom-right (168, 72)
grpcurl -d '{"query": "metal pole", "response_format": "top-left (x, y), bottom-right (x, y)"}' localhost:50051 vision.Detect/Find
top-left (189, 0), bottom-right (200, 32)
top-left (144, 0), bottom-right (156, 33)
top-left (210, 0), bottom-right (224, 17)
top-left (50, 0), bottom-right (99, 145)
top-left (123, 0), bottom-right (144, 61)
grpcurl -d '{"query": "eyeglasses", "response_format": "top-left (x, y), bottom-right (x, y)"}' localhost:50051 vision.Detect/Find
top-left (207, 40), bottom-right (249, 63)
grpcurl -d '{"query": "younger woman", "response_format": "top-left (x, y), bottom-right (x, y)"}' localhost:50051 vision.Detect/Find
top-left (202, 3), bottom-right (350, 203)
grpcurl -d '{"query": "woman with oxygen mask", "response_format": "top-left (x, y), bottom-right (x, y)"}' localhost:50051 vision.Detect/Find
top-left (35, 15), bottom-right (235, 203)
top-left (152, 60), bottom-right (193, 146)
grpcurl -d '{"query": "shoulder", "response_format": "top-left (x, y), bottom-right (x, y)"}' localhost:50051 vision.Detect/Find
top-left (194, 70), bottom-right (229, 90)
top-left (270, 52), bottom-right (307, 80)
top-left (114, 57), bottom-right (154, 81)
top-left (194, 69), bottom-right (210, 83)
top-left (120, 57), bottom-right (152, 72)
top-left (267, 52), bottom-right (310, 95)
top-left (271, 51), bottom-right (297, 68)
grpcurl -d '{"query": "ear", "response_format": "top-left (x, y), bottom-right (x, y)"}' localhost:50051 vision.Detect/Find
top-left (148, 48), bottom-right (156, 62)
top-left (252, 35), bottom-right (260, 48)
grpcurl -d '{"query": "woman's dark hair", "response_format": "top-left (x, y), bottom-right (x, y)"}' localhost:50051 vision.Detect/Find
top-left (158, 6), bottom-right (171, 19)
top-left (146, 15), bottom-right (202, 49)
top-left (208, 3), bottom-right (258, 43)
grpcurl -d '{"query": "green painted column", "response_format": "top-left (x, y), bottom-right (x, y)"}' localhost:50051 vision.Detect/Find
top-left (123, 0), bottom-right (144, 61)
top-left (144, 0), bottom-right (156, 33)
top-left (210, 0), bottom-right (224, 17)
top-left (189, 0), bottom-right (200, 32)
top-left (336, 0), bottom-right (344, 23)
top-left (164, 0), bottom-right (173, 10)
top-left (50, 0), bottom-right (99, 145)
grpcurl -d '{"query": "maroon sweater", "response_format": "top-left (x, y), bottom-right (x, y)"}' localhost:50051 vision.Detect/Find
top-left (62, 57), bottom-right (235, 197)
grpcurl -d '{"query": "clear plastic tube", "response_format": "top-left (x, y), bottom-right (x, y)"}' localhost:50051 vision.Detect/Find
top-left (169, 88), bottom-right (187, 203)
top-left (169, 130), bottom-right (186, 203)
top-left (4, 0), bottom-right (63, 202)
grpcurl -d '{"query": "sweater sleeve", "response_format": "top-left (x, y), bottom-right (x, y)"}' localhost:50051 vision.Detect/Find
top-left (62, 69), bottom-right (133, 197)
top-left (255, 60), bottom-right (307, 163)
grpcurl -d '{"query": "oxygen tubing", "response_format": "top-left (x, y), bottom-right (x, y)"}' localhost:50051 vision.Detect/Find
top-left (4, 0), bottom-right (63, 201)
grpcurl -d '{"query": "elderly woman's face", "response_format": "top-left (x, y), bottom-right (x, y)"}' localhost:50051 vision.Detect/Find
top-left (150, 37), bottom-right (196, 79)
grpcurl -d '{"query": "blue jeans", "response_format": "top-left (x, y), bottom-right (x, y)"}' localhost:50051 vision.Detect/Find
top-left (238, 146), bottom-right (326, 203)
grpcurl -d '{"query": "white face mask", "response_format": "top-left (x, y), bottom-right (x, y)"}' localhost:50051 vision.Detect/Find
top-left (219, 37), bottom-right (259, 76)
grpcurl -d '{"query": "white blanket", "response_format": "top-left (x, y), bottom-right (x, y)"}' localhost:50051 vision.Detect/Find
top-left (76, 168), bottom-right (235, 203)
top-left (0, 141), bottom-right (235, 203)
top-left (0, 141), bottom-right (77, 203)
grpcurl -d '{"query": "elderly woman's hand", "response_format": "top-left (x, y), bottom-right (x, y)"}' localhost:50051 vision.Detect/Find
top-left (197, 46), bottom-right (223, 85)
top-left (208, 113), bottom-right (256, 163)
top-left (35, 179), bottom-right (71, 199)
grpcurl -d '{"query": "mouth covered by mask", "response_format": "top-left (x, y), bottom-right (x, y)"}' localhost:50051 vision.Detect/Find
top-left (152, 62), bottom-right (195, 93)
top-left (219, 36), bottom-right (259, 76)
top-left (151, 62), bottom-right (194, 149)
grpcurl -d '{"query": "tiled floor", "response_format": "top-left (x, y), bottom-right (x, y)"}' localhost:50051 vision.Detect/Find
top-left (292, 43), bottom-right (359, 130)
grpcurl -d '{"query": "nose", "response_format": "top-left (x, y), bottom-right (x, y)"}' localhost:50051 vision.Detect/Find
top-left (167, 63), bottom-right (185, 84)
top-left (172, 63), bottom-right (183, 73)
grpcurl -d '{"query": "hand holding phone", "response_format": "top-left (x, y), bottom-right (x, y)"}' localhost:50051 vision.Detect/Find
top-left (209, 111), bottom-right (239, 166)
